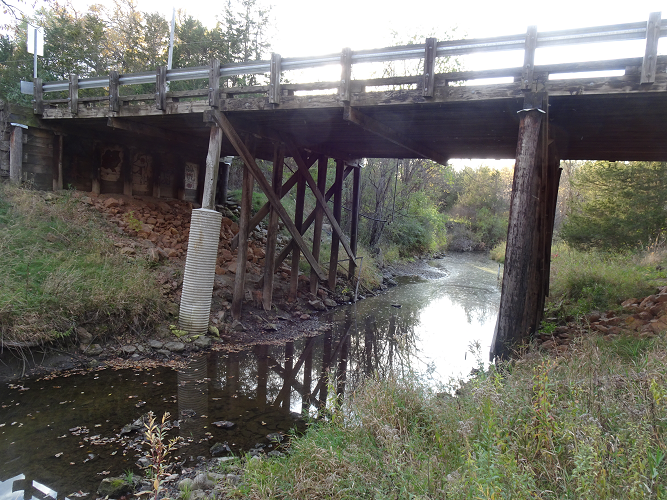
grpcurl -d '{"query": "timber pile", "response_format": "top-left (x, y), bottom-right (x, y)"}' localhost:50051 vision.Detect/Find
top-left (535, 286), bottom-right (667, 354)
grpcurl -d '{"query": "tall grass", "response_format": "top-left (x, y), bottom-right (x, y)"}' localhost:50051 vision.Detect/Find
top-left (234, 334), bottom-right (667, 499)
top-left (0, 185), bottom-right (166, 343)
top-left (547, 242), bottom-right (667, 319)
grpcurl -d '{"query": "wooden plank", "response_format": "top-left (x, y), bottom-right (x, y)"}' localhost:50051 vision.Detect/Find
top-left (521, 26), bottom-right (537, 90)
top-left (232, 158), bottom-right (254, 320)
top-left (423, 38), bottom-right (437, 97)
top-left (54, 133), bottom-right (63, 190)
top-left (328, 159), bottom-right (344, 290)
top-left (156, 66), bottom-right (167, 110)
top-left (207, 109), bottom-right (327, 280)
top-left (33, 78), bottom-right (43, 115)
top-left (348, 164), bottom-right (360, 279)
top-left (290, 169), bottom-right (306, 300)
top-left (263, 144), bottom-right (284, 311)
top-left (202, 125), bottom-right (223, 210)
top-left (490, 106), bottom-right (544, 361)
top-left (641, 12), bottom-right (661, 84)
top-left (269, 53), bottom-right (281, 105)
top-left (69, 74), bottom-right (78, 115)
top-left (9, 126), bottom-right (23, 184)
top-left (343, 104), bottom-right (449, 165)
top-left (209, 59), bottom-right (221, 108)
top-left (310, 155), bottom-right (327, 295)
top-left (287, 141), bottom-right (356, 262)
top-left (109, 70), bottom-right (120, 112)
top-left (340, 48), bottom-right (352, 102)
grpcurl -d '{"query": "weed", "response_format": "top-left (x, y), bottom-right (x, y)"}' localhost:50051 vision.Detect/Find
top-left (141, 411), bottom-right (182, 500)
top-left (124, 211), bottom-right (143, 232)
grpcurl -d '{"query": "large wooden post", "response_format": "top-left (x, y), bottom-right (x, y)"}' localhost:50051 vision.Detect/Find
top-left (328, 159), bottom-right (345, 290)
top-left (490, 95), bottom-right (545, 361)
top-left (9, 125), bottom-right (23, 185)
top-left (290, 169), bottom-right (306, 301)
top-left (232, 151), bottom-right (254, 320)
top-left (53, 134), bottom-right (63, 191)
top-left (202, 126), bottom-right (223, 210)
top-left (348, 164), bottom-right (361, 279)
top-left (263, 144), bottom-right (284, 311)
top-left (310, 155), bottom-right (327, 295)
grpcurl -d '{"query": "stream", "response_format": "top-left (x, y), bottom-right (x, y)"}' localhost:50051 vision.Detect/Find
top-left (0, 252), bottom-right (501, 499)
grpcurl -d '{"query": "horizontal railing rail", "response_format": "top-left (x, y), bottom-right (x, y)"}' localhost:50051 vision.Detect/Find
top-left (21, 12), bottom-right (666, 114)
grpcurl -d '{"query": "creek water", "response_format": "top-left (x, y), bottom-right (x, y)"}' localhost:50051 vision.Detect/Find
top-left (0, 252), bottom-right (501, 499)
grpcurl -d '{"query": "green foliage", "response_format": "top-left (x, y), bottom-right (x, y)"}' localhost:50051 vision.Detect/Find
top-left (560, 161), bottom-right (667, 250)
top-left (547, 243), bottom-right (666, 320)
top-left (448, 166), bottom-right (512, 250)
top-left (237, 335), bottom-right (667, 499)
top-left (489, 240), bottom-right (506, 263)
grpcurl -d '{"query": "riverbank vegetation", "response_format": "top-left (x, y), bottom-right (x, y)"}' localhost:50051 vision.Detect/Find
top-left (0, 184), bottom-right (166, 344)
top-left (235, 328), bottom-right (667, 499)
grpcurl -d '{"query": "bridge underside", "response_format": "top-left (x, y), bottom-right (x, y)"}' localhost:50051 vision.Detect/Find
top-left (44, 85), bottom-right (667, 163)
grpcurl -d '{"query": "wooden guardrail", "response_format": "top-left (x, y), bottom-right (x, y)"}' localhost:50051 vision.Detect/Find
top-left (21, 12), bottom-right (666, 115)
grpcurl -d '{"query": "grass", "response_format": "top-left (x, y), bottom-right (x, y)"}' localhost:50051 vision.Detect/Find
top-left (231, 333), bottom-right (667, 499)
top-left (0, 184), bottom-right (167, 344)
top-left (547, 242), bottom-right (667, 319)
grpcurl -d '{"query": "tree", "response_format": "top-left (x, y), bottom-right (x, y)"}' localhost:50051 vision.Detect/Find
top-left (560, 161), bottom-right (667, 250)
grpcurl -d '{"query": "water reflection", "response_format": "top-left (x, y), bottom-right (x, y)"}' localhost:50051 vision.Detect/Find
top-left (0, 253), bottom-right (501, 498)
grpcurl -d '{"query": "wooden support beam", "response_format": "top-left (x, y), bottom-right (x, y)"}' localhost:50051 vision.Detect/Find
top-left (122, 146), bottom-right (132, 196)
top-left (310, 155), bottom-right (327, 295)
top-left (33, 78), bottom-right (43, 115)
top-left (202, 125), bottom-right (223, 210)
top-left (109, 70), bottom-right (120, 112)
top-left (232, 153), bottom-right (254, 320)
top-left (107, 117), bottom-right (204, 148)
top-left (641, 12), bottom-right (662, 84)
top-left (290, 170), bottom-right (306, 301)
top-left (348, 164), bottom-right (361, 279)
top-left (209, 59), bottom-right (221, 108)
top-left (53, 134), bottom-right (63, 191)
top-left (69, 74), bottom-right (78, 115)
top-left (9, 125), bottom-right (23, 185)
top-left (263, 144), bottom-right (284, 311)
top-left (423, 37), bottom-right (437, 97)
top-left (269, 53), bottom-right (281, 105)
top-left (521, 26), bottom-right (537, 90)
top-left (329, 159), bottom-right (345, 290)
top-left (343, 104), bottom-right (448, 166)
top-left (340, 48), bottom-right (352, 102)
top-left (230, 154), bottom-right (317, 250)
top-left (156, 66), bottom-right (167, 110)
top-left (287, 141), bottom-right (356, 262)
top-left (259, 165), bottom-right (354, 286)
top-left (206, 109), bottom-right (326, 280)
top-left (91, 143), bottom-right (101, 195)
top-left (490, 98), bottom-right (545, 361)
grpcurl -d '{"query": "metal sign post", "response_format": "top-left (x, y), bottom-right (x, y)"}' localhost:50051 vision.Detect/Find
top-left (26, 25), bottom-right (44, 80)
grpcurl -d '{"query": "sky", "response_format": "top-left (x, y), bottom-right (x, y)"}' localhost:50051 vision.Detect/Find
top-left (6, 0), bottom-right (665, 164)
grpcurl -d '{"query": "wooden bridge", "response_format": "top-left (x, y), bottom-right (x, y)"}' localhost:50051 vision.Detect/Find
top-left (6, 12), bottom-right (667, 358)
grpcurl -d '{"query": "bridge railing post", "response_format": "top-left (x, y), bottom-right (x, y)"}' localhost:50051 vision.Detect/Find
top-left (641, 12), bottom-right (662, 84)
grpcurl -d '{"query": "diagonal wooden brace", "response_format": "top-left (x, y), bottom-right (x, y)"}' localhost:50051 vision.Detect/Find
top-left (285, 139), bottom-right (356, 262)
top-left (207, 109), bottom-right (327, 281)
